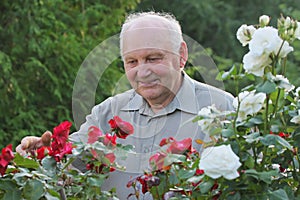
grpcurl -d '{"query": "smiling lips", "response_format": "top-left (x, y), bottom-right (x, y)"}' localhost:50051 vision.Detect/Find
top-left (137, 80), bottom-right (159, 88)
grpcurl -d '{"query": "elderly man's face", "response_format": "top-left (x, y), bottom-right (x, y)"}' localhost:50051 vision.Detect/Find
top-left (123, 47), bottom-right (182, 104)
top-left (121, 16), bottom-right (187, 107)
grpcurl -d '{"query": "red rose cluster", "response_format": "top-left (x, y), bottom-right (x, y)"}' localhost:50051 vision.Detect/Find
top-left (35, 121), bottom-right (73, 162)
top-left (48, 121), bottom-right (73, 162)
top-left (85, 116), bottom-right (134, 173)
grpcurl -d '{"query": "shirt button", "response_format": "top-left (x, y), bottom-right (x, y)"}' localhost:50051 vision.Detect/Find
top-left (144, 147), bottom-right (150, 153)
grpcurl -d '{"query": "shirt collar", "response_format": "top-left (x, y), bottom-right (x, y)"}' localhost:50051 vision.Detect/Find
top-left (121, 72), bottom-right (198, 115)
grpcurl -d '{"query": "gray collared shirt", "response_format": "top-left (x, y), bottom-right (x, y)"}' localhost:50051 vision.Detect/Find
top-left (70, 73), bottom-right (233, 199)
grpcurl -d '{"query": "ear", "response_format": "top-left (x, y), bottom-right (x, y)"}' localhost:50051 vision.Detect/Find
top-left (179, 41), bottom-right (188, 69)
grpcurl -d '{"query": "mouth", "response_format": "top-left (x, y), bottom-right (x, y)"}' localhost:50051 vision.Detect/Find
top-left (137, 80), bottom-right (159, 88)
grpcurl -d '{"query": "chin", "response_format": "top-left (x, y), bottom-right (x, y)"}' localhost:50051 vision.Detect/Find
top-left (137, 89), bottom-right (161, 100)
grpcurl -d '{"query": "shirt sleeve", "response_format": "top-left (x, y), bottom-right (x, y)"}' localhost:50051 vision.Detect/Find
top-left (69, 98), bottom-right (113, 143)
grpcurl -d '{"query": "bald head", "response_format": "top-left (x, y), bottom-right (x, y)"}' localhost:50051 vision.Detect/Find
top-left (120, 12), bottom-right (184, 58)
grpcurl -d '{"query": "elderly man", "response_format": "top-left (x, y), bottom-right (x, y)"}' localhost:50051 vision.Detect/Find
top-left (18, 12), bottom-right (233, 199)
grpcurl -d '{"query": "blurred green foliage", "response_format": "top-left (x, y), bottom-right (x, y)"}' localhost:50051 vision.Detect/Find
top-left (0, 0), bottom-right (139, 149)
top-left (1, 0), bottom-right (300, 149)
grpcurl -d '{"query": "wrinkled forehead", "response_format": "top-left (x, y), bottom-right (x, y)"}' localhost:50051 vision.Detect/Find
top-left (121, 27), bottom-right (181, 57)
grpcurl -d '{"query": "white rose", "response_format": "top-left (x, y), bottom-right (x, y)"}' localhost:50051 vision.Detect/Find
top-left (284, 17), bottom-right (292, 29)
top-left (197, 118), bottom-right (214, 135)
top-left (199, 145), bottom-right (241, 180)
top-left (249, 27), bottom-right (282, 56)
top-left (233, 90), bottom-right (266, 121)
top-left (236, 24), bottom-right (256, 46)
top-left (259, 15), bottom-right (270, 26)
top-left (278, 41), bottom-right (294, 58)
top-left (291, 110), bottom-right (300, 124)
top-left (243, 51), bottom-right (272, 77)
top-left (272, 74), bottom-right (295, 92)
top-left (295, 22), bottom-right (300, 40)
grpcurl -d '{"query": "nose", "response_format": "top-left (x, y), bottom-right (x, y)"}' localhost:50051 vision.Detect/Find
top-left (136, 63), bottom-right (152, 78)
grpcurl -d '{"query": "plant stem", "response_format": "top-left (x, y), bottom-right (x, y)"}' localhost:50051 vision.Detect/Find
top-left (155, 186), bottom-right (161, 200)
top-left (271, 89), bottom-right (281, 119)
top-left (252, 146), bottom-right (258, 168)
top-left (59, 188), bottom-right (67, 200)
top-left (264, 95), bottom-right (270, 135)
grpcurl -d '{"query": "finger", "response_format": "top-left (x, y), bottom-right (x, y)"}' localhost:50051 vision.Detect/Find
top-left (41, 131), bottom-right (52, 146)
top-left (16, 144), bottom-right (27, 156)
top-left (20, 136), bottom-right (41, 150)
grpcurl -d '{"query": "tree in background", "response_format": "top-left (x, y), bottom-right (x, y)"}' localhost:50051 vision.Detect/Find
top-left (0, 0), bottom-right (139, 148)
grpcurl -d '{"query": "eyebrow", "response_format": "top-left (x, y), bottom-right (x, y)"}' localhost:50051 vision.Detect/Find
top-left (124, 51), bottom-right (165, 61)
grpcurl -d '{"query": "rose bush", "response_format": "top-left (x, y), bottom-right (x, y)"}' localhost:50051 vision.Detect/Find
top-left (1, 14), bottom-right (300, 200)
top-left (128, 15), bottom-right (300, 200)
top-left (0, 117), bottom-right (134, 200)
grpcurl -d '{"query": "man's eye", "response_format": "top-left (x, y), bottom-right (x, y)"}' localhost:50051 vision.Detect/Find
top-left (148, 57), bottom-right (161, 62)
top-left (127, 60), bottom-right (137, 65)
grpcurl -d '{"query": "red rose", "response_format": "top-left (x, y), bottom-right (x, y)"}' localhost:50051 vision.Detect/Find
top-left (167, 138), bottom-right (192, 154)
top-left (159, 137), bottom-right (174, 147)
top-left (108, 118), bottom-right (117, 129)
top-left (1, 144), bottom-right (14, 162)
top-left (0, 144), bottom-right (14, 176)
top-left (195, 169), bottom-right (204, 175)
top-left (105, 153), bottom-right (116, 163)
top-left (278, 132), bottom-right (289, 138)
top-left (87, 126), bottom-right (102, 144)
top-left (149, 152), bottom-right (168, 171)
top-left (49, 121), bottom-right (73, 162)
top-left (52, 121), bottom-right (72, 146)
top-left (109, 116), bottom-right (134, 139)
top-left (270, 131), bottom-right (289, 138)
top-left (103, 133), bottom-right (117, 147)
top-left (36, 146), bottom-right (50, 160)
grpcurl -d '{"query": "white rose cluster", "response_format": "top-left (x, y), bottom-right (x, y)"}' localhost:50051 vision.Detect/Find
top-left (233, 90), bottom-right (266, 122)
top-left (236, 15), bottom-right (299, 77)
top-left (199, 145), bottom-right (241, 180)
top-left (197, 104), bottom-right (232, 135)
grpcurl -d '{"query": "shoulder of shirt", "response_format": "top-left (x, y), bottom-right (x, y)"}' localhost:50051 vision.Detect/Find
top-left (95, 89), bottom-right (137, 110)
top-left (193, 79), bottom-right (234, 100)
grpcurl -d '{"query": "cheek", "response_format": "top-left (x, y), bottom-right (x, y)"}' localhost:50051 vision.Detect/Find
top-left (125, 68), bottom-right (136, 82)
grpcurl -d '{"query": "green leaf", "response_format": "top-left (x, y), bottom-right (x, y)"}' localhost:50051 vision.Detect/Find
top-left (244, 154), bottom-right (255, 168)
top-left (244, 132), bottom-right (261, 143)
top-left (41, 156), bottom-right (57, 177)
top-left (275, 135), bottom-right (292, 150)
top-left (178, 168), bottom-right (196, 179)
top-left (221, 128), bottom-right (234, 137)
top-left (87, 175), bottom-right (107, 187)
top-left (268, 189), bottom-right (289, 200)
top-left (256, 80), bottom-right (276, 94)
top-left (44, 191), bottom-right (60, 200)
top-left (0, 179), bottom-right (22, 200)
top-left (164, 154), bottom-right (186, 166)
top-left (244, 169), bottom-right (278, 184)
top-left (14, 153), bottom-right (39, 169)
top-left (187, 175), bottom-right (203, 185)
top-left (199, 179), bottom-right (214, 194)
top-left (260, 134), bottom-right (292, 150)
top-left (23, 179), bottom-right (45, 200)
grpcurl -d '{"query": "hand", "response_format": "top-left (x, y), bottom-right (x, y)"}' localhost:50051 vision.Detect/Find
top-left (16, 131), bottom-right (52, 156)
